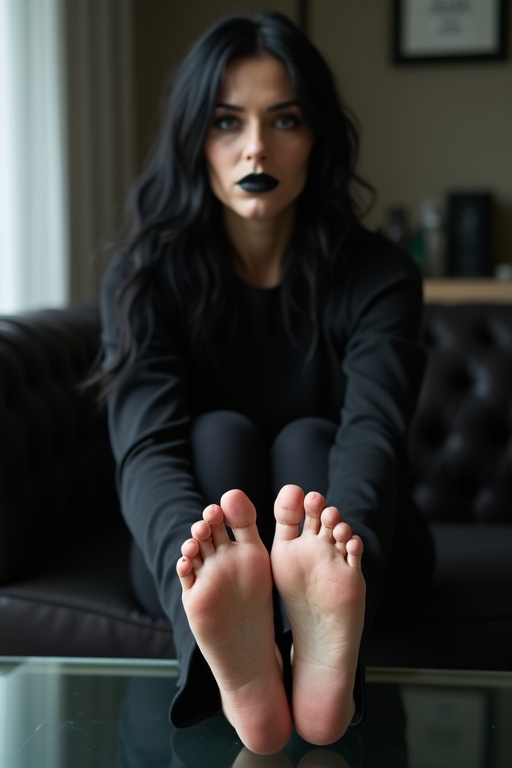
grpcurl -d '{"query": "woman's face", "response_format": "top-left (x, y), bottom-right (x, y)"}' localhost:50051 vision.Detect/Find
top-left (204, 54), bottom-right (314, 223)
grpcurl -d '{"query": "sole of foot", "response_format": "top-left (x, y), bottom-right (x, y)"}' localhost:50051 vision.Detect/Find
top-left (271, 484), bottom-right (366, 746)
top-left (177, 489), bottom-right (292, 755)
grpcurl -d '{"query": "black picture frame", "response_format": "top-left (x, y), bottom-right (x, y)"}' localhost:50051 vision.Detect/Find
top-left (393, 0), bottom-right (508, 64)
top-left (297, 0), bottom-right (310, 34)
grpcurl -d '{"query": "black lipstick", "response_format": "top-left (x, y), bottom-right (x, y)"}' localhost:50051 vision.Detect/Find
top-left (237, 173), bottom-right (279, 193)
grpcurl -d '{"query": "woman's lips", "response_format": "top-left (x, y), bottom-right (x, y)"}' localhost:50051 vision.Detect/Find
top-left (236, 173), bottom-right (279, 193)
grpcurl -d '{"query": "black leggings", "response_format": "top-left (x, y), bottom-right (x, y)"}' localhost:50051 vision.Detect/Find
top-left (129, 411), bottom-right (434, 724)
top-left (131, 410), bottom-right (433, 618)
top-left (130, 412), bottom-right (342, 617)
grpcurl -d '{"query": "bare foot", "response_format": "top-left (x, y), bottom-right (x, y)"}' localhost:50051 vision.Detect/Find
top-left (176, 490), bottom-right (292, 755)
top-left (270, 485), bottom-right (365, 746)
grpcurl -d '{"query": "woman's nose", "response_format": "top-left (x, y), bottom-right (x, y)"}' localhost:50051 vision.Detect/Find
top-left (244, 123), bottom-right (267, 161)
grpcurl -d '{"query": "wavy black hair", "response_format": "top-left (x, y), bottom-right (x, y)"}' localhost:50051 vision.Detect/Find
top-left (99, 11), bottom-right (373, 391)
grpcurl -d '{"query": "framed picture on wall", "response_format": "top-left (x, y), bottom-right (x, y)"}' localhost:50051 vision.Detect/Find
top-left (393, 0), bottom-right (508, 63)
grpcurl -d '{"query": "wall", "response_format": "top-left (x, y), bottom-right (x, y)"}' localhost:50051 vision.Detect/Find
top-left (133, 0), bottom-right (512, 266)
top-left (310, 0), bottom-right (512, 266)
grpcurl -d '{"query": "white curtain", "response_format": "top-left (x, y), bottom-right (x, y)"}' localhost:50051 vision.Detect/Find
top-left (0, 0), bottom-right (67, 313)
top-left (64, 0), bottom-right (135, 304)
top-left (0, 0), bottom-right (134, 314)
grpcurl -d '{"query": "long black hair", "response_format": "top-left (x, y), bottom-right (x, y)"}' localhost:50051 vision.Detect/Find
top-left (99, 11), bottom-right (373, 391)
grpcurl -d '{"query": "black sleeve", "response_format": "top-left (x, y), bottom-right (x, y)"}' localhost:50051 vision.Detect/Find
top-left (101, 260), bottom-right (227, 725)
top-left (99, 260), bottom-right (205, 651)
top-left (326, 240), bottom-right (426, 622)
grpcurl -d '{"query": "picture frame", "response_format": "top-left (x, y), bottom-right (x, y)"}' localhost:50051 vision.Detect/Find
top-left (297, 0), bottom-right (310, 33)
top-left (393, 0), bottom-right (508, 64)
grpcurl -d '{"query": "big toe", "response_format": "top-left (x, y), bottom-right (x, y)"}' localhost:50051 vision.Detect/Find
top-left (219, 489), bottom-right (258, 543)
top-left (273, 484), bottom-right (305, 541)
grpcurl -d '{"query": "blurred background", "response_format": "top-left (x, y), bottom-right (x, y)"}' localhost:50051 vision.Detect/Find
top-left (2, 0), bottom-right (511, 311)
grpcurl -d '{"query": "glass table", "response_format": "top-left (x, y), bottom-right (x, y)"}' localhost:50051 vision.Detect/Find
top-left (1, 657), bottom-right (511, 767)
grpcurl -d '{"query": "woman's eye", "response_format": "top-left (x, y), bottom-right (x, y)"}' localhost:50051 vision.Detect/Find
top-left (275, 114), bottom-right (302, 129)
top-left (214, 116), bottom-right (239, 131)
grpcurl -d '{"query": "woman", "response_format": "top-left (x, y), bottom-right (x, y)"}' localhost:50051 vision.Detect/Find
top-left (99, 11), bottom-right (434, 755)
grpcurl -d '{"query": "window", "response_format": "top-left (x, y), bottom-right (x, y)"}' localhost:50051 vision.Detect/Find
top-left (0, 0), bottom-right (67, 312)
top-left (0, 0), bottom-right (135, 314)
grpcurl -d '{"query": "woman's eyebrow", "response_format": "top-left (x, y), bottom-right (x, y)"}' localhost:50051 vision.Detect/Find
top-left (214, 99), bottom-right (301, 112)
top-left (268, 100), bottom-right (300, 112)
top-left (215, 102), bottom-right (244, 112)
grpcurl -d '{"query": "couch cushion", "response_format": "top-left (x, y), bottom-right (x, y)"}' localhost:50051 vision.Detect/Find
top-left (366, 523), bottom-right (512, 671)
top-left (0, 523), bottom-right (175, 659)
top-left (426, 523), bottom-right (512, 619)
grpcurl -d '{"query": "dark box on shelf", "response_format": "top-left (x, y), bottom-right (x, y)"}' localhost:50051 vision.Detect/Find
top-left (447, 192), bottom-right (493, 277)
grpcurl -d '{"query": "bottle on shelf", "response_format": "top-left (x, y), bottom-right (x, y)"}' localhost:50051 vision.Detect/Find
top-left (419, 198), bottom-right (446, 278)
top-left (387, 206), bottom-right (409, 252)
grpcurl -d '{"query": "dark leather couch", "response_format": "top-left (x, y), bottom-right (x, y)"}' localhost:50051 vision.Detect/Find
top-left (1, 300), bottom-right (511, 670)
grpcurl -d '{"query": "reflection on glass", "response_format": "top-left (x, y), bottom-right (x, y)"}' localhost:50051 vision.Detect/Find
top-left (0, 659), bottom-right (511, 768)
top-left (0, 661), bottom-right (61, 765)
top-left (117, 675), bottom-right (408, 767)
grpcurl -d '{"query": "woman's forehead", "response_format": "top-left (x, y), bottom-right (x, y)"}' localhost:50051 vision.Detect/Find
top-left (216, 54), bottom-right (295, 103)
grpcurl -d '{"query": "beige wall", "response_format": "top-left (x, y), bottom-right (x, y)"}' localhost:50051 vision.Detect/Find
top-left (310, 0), bottom-right (512, 266)
top-left (133, 0), bottom-right (512, 266)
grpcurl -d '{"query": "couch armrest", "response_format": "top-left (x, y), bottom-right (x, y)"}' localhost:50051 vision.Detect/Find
top-left (0, 304), bottom-right (120, 584)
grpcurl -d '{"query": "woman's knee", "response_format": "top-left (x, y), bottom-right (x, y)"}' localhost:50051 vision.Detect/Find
top-left (191, 411), bottom-right (263, 447)
top-left (271, 417), bottom-right (336, 493)
top-left (191, 411), bottom-right (270, 507)
top-left (273, 417), bottom-right (336, 457)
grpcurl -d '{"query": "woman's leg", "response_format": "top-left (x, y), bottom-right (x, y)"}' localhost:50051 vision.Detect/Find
top-left (174, 412), bottom-right (292, 753)
top-left (190, 410), bottom-right (276, 550)
top-left (270, 417), bottom-right (336, 497)
top-left (269, 419), bottom-right (365, 744)
top-left (269, 417), bottom-right (434, 742)
top-left (128, 412), bottom-right (281, 742)
top-left (270, 419), bottom-right (377, 620)
top-left (177, 488), bottom-right (293, 754)
top-left (130, 412), bottom-right (277, 727)
top-left (130, 410), bottom-right (274, 618)
top-left (270, 417), bottom-right (435, 621)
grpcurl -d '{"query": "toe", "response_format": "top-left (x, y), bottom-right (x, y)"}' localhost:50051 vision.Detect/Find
top-left (203, 504), bottom-right (231, 548)
top-left (176, 555), bottom-right (196, 590)
top-left (181, 539), bottom-right (203, 571)
top-left (346, 535), bottom-right (364, 569)
top-left (303, 491), bottom-right (326, 534)
top-left (332, 521), bottom-right (353, 546)
top-left (191, 520), bottom-right (215, 558)
top-left (181, 538), bottom-right (200, 559)
top-left (319, 506), bottom-right (341, 539)
top-left (273, 485), bottom-right (305, 541)
top-left (191, 519), bottom-right (211, 542)
top-left (220, 489), bottom-right (259, 544)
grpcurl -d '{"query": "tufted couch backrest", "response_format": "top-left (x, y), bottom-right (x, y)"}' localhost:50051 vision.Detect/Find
top-left (409, 303), bottom-right (512, 524)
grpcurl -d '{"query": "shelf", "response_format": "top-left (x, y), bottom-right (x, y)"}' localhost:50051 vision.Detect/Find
top-left (424, 279), bottom-right (512, 303)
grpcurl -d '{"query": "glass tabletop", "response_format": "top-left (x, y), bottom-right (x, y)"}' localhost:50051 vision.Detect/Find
top-left (1, 657), bottom-right (511, 767)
